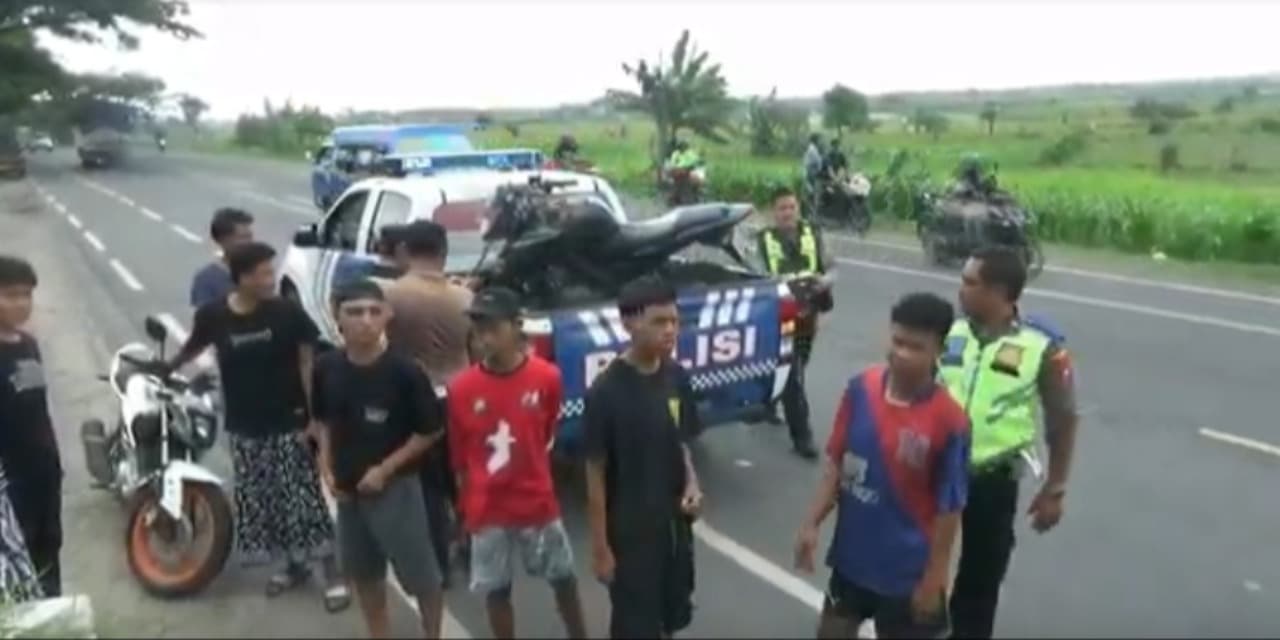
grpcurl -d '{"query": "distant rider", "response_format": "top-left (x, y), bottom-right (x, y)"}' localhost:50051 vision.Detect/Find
top-left (824, 137), bottom-right (849, 183)
top-left (553, 135), bottom-right (580, 167)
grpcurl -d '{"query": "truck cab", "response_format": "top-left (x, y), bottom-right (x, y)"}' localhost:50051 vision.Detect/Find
top-left (280, 168), bottom-right (800, 457)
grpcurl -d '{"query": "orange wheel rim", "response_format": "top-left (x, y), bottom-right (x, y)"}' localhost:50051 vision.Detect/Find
top-left (128, 486), bottom-right (215, 587)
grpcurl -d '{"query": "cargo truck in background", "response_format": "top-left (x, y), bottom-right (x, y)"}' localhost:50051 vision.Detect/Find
top-left (73, 99), bottom-right (154, 169)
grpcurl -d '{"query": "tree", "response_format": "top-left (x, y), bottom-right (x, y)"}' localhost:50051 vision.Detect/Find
top-left (821, 84), bottom-right (869, 135)
top-left (747, 88), bottom-right (808, 157)
top-left (178, 93), bottom-right (208, 129)
top-left (474, 111), bottom-right (494, 129)
top-left (910, 108), bottom-right (950, 140)
top-left (979, 101), bottom-right (999, 136)
top-left (0, 1), bottom-right (199, 116)
top-left (609, 30), bottom-right (735, 164)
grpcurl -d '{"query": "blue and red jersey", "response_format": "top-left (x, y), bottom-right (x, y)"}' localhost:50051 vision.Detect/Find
top-left (824, 365), bottom-right (971, 597)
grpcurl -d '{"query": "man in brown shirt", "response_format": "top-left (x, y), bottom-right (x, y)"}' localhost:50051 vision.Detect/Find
top-left (381, 219), bottom-right (474, 589)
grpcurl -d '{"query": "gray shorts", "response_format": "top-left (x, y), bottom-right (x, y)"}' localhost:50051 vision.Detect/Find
top-left (469, 518), bottom-right (575, 593)
top-left (336, 474), bottom-right (441, 596)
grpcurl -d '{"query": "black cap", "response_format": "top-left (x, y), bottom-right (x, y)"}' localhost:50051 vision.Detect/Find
top-left (466, 287), bottom-right (522, 321)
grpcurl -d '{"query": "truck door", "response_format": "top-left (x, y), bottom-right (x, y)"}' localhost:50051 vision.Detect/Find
top-left (310, 187), bottom-right (374, 342)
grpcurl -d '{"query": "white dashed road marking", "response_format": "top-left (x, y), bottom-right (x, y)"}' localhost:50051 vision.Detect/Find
top-left (66, 214), bottom-right (82, 229)
top-left (82, 231), bottom-right (105, 253)
top-left (108, 259), bottom-right (144, 292)
top-left (1196, 428), bottom-right (1280, 458)
top-left (170, 223), bottom-right (203, 244)
top-left (140, 206), bottom-right (164, 221)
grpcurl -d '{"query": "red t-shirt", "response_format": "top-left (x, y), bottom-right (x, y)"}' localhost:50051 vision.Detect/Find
top-left (447, 355), bottom-right (562, 532)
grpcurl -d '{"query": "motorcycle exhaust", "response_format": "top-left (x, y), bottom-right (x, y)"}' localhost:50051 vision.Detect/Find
top-left (80, 419), bottom-right (114, 487)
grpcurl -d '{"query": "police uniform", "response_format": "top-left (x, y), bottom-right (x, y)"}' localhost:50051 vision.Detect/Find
top-left (756, 221), bottom-right (829, 454)
top-left (937, 313), bottom-right (1077, 639)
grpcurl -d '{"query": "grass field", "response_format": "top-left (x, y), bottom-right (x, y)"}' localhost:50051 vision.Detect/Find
top-left (471, 103), bottom-right (1280, 265)
top-left (187, 82), bottom-right (1280, 266)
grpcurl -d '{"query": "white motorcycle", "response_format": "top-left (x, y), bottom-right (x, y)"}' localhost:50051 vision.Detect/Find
top-left (813, 171), bottom-right (873, 236)
top-left (80, 316), bottom-right (233, 598)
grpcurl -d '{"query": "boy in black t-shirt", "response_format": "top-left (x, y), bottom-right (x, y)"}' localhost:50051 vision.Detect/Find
top-left (584, 275), bottom-right (703, 639)
top-left (312, 279), bottom-right (446, 639)
top-left (167, 242), bottom-right (348, 611)
top-left (0, 255), bottom-right (62, 598)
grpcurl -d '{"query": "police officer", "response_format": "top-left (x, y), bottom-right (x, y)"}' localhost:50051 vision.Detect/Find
top-left (755, 185), bottom-right (835, 460)
top-left (940, 245), bottom-right (1080, 639)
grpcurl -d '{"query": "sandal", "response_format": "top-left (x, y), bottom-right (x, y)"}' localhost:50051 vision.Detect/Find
top-left (265, 563), bottom-right (312, 598)
top-left (322, 582), bottom-right (352, 613)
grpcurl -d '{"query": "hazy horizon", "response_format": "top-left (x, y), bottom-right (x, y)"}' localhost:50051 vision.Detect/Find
top-left (37, 0), bottom-right (1280, 119)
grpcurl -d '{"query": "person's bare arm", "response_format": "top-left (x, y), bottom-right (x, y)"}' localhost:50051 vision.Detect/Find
top-left (1038, 345), bottom-right (1079, 492)
top-left (922, 511), bottom-right (961, 585)
top-left (378, 431), bottom-right (440, 477)
top-left (804, 457), bottom-right (840, 529)
top-left (585, 459), bottom-right (609, 550)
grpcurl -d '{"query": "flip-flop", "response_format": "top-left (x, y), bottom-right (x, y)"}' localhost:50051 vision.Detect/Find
top-left (323, 582), bottom-right (352, 613)
top-left (265, 563), bottom-right (312, 598)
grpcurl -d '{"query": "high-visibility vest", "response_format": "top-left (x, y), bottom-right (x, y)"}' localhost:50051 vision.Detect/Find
top-left (937, 319), bottom-right (1050, 468)
top-left (759, 224), bottom-right (819, 276)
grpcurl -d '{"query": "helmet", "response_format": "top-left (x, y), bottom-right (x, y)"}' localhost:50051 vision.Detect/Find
top-left (556, 135), bottom-right (579, 155)
top-left (955, 152), bottom-right (994, 181)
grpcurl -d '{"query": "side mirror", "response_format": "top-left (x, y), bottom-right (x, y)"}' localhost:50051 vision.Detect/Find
top-left (293, 223), bottom-right (320, 248)
top-left (143, 315), bottom-right (168, 343)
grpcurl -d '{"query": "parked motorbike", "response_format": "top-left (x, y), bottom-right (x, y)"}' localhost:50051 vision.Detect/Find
top-left (660, 165), bottom-right (707, 207)
top-left (474, 176), bottom-right (752, 306)
top-left (80, 316), bottom-right (233, 598)
top-left (813, 172), bottom-right (872, 235)
top-left (915, 190), bottom-right (1045, 280)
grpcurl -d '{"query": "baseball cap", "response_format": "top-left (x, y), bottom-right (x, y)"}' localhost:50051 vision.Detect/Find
top-left (466, 286), bottom-right (522, 321)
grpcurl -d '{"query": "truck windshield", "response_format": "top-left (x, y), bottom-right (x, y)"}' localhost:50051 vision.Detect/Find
top-left (394, 133), bottom-right (474, 155)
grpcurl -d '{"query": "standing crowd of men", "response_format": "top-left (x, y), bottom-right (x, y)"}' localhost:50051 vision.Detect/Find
top-left (0, 183), bottom-right (1077, 639)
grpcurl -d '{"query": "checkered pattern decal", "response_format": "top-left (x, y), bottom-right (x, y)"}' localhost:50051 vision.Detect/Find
top-left (688, 358), bottom-right (777, 391)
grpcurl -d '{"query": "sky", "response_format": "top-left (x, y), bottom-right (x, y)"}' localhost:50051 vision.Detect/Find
top-left (39, 0), bottom-right (1280, 120)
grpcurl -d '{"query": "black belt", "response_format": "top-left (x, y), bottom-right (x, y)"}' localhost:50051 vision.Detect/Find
top-left (970, 453), bottom-right (1022, 478)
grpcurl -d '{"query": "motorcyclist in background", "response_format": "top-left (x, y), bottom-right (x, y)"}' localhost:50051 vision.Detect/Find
top-left (666, 138), bottom-right (702, 171)
top-left (553, 135), bottom-right (580, 166)
top-left (803, 134), bottom-right (826, 193)
top-left (824, 137), bottom-right (849, 183)
top-left (951, 153), bottom-right (1000, 200)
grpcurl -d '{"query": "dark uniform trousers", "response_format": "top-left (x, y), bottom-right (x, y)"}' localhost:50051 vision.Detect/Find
top-left (949, 460), bottom-right (1020, 639)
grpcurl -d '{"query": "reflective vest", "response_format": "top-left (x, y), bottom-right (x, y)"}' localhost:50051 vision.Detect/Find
top-left (759, 224), bottom-right (819, 276)
top-left (670, 149), bottom-right (700, 170)
top-left (937, 319), bottom-right (1049, 468)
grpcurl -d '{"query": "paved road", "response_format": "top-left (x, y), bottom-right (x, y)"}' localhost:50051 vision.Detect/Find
top-left (9, 149), bottom-right (1280, 638)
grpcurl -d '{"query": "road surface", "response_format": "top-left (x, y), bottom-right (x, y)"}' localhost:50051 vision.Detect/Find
top-left (6, 149), bottom-right (1279, 638)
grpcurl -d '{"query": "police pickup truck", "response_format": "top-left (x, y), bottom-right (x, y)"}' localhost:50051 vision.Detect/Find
top-left (279, 161), bottom-right (803, 457)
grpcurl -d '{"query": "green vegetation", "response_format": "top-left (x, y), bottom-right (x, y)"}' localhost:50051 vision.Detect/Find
top-left (191, 27), bottom-right (1280, 265)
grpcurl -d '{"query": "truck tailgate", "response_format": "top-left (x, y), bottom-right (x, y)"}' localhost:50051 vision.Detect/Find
top-left (550, 280), bottom-right (785, 430)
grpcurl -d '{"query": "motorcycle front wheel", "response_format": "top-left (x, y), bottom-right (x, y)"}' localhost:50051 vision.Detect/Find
top-left (125, 481), bottom-right (233, 598)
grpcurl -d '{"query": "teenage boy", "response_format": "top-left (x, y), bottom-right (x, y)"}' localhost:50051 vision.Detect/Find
top-left (446, 286), bottom-right (588, 639)
top-left (794, 292), bottom-right (970, 639)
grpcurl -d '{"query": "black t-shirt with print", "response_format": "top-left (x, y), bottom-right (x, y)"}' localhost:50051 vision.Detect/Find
top-left (186, 297), bottom-right (319, 436)
top-left (583, 357), bottom-right (700, 547)
top-left (0, 332), bottom-right (62, 489)
top-left (311, 349), bottom-right (443, 492)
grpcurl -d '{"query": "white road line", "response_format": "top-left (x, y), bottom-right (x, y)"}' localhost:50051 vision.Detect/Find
top-left (836, 256), bottom-right (1280, 338)
top-left (836, 235), bottom-right (1280, 307)
top-left (694, 521), bottom-right (877, 638)
top-left (82, 231), bottom-right (105, 253)
top-left (287, 194), bottom-right (315, 207)
top-left (154, 311), bottom-right (470, 638)
top-left (1197, 428), bottom-right (1280, 458)
top-left (140, 206), bottom-right (164, 222)
top-left (108, 259), bottom-right (144, 292)
top-left (116, 195), bottom-right (136, 207)
top-left (66, 214), bottom-right (82, 229)
top-left (237, 190), bottom-right (315, 217)
top-left (50, 201), bottom-right (67, 214)
top-left (170, 224), bottom-right (203, 244)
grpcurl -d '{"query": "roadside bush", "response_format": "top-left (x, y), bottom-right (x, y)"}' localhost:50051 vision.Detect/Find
top-left (1037, 129), bottom-right (1090, 166)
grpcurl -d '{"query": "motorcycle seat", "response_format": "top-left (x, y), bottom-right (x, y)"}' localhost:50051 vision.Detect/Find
top-left (603, 204), bottom-right (739, 257)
